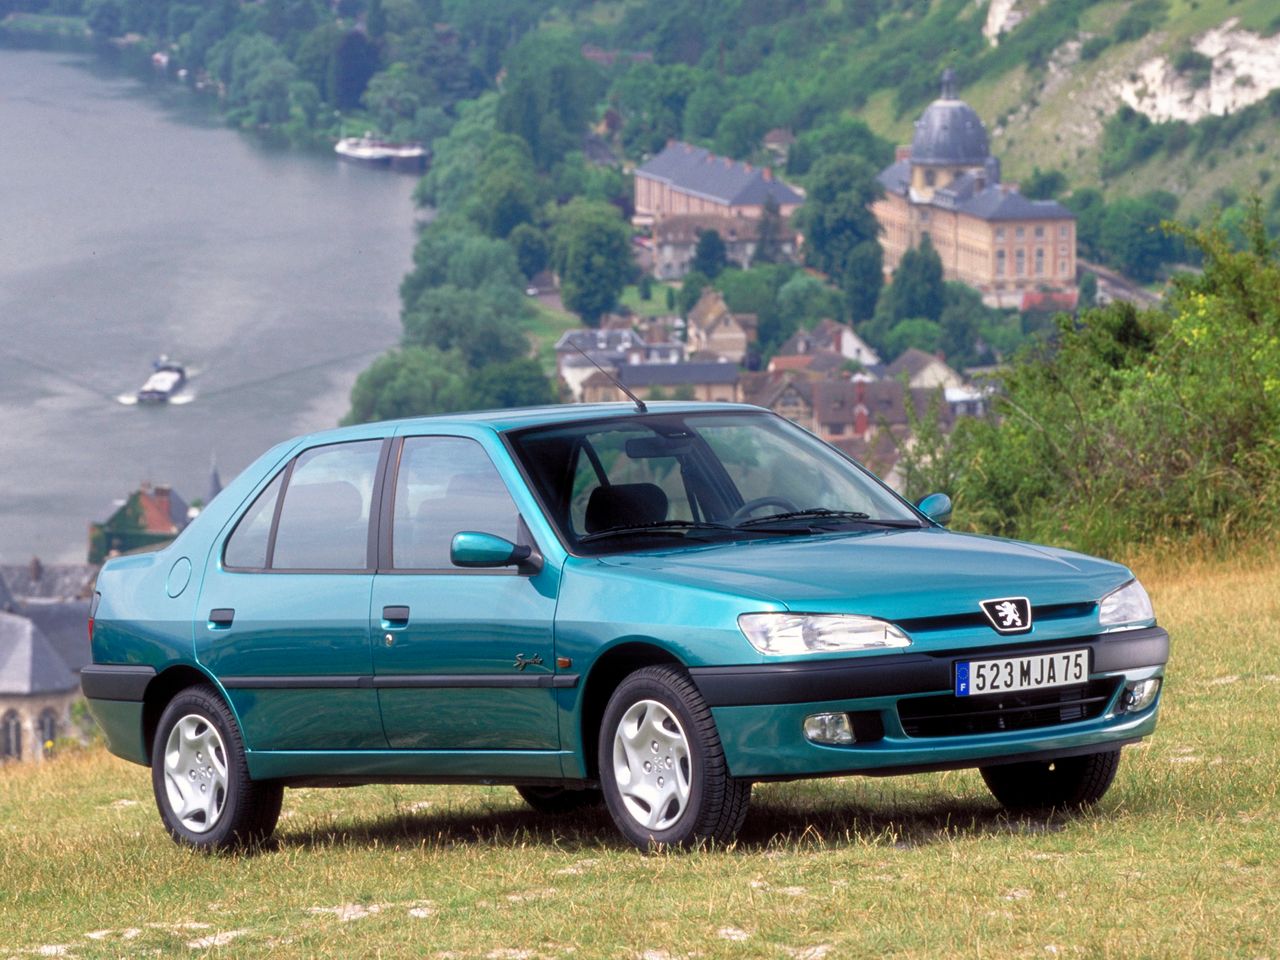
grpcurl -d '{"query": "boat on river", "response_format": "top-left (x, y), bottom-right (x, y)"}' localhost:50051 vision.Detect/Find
top-left (334, 135), bottom-right (428, 171)
top-left (137, 358), bottom-right (186, 403)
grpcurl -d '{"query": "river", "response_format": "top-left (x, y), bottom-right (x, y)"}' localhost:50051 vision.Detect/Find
top-left (0, 47), bottom-right (421, 563)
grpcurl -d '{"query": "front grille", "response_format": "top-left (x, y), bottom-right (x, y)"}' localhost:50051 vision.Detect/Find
top-left (897, 678), bottom-right (1120, 738)
top-left (895, 602), bottom-right (1096, 635)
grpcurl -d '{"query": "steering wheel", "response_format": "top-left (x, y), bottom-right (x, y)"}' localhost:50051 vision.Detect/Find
top-left (728, 496), bottom-right (799, 525)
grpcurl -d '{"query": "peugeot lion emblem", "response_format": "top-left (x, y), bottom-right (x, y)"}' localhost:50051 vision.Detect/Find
top-left (980, 597), bottom-right (1032, 635)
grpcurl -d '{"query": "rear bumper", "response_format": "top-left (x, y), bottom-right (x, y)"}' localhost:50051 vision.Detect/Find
top-left (692, 627), bottom-right (1167, 779)
top-left (82, 664), bottom-right (155, 766)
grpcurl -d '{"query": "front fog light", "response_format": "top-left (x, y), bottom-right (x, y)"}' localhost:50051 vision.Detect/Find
top-left (1123, 678), bottom-right (1161, 712)
top-left (804, 712), bottom-right (855, 745)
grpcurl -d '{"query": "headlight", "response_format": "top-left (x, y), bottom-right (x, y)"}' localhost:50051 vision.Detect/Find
top-left (738, 613), bottom-right (911, 656)
top-left (1099, 579), bottom-right (1155, 629)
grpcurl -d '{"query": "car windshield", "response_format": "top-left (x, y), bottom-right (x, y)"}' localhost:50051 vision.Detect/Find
top-left (507, 410), bottom-right (922, 554)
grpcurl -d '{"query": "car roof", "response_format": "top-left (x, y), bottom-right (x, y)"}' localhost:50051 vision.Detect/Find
top-left (297, 402), bottom-right (767, 445)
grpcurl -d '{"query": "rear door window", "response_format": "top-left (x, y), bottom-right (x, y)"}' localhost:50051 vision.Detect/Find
top-left (270, 441), bottom-right (382, 570)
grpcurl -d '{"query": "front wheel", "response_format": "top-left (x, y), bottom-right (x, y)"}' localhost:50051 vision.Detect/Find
top-left (151, 685), bottom-right (283, 850)
top-left (980, 749), bottom-right (1121, 812)
top-left (598, 665), bottom-right (751, 848)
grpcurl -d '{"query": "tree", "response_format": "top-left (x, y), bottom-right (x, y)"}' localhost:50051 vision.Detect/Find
top-left (714, 102), bottom-right (768, 159)
top-left (1100, 196), bottom-right (1173, 282)
top-left (1021, 167), bottom-right (1068, 201)
top-left (366, 0), bottom-right (387, 40)
top-left (328, 30), bottom-right (380, 110)
top-left (884, 318), bottom-right (943, 359)
top-left (495, 34), bottom-right (605, 169)
top-left (1065, 188), bottom-right (1105, 261)
top-left (467, 358), bottom-right (556, 409)
top-left (343, 347), bottom-right (470, 425)
top-left (87, 0), bottom-right (124, 37)
top-left (1079, 271), bottom-right (1098, 309)
top-left (776, 272), bottom-right (845, 330)
top-left (401, 285), bottom-right (530, 369)
top-left (678, 271), bottom-right (710, 318)
top-left (786, 117), bottom-right (893, 177)
top-left (755, 196), bottom-right (787, 265)
top-left (550, 200), bottom-right (633, 326)
top-left (509, 223), bottom-right (549, 280)
top-left (692, 230), bottom-right (728, 279)
top-left (362, 63), bottom-right (424, 137)
top-left (843, 241), bottom-right (885, 326)
top-left (884, 235), bottom-right (945, 323)
top-left (613, 61), bottom-right (698, 157)
top-left (792, 154), bottom-right (884, 322)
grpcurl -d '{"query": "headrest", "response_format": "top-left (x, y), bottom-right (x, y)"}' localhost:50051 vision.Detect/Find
top-left (284, 481), bottom-right (362, 521)
top-left (585, 483), bottom-right (668, 534)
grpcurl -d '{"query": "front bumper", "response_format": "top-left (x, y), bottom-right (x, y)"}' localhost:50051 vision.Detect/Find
top-left (690, 626), bottom-right (1168, 780)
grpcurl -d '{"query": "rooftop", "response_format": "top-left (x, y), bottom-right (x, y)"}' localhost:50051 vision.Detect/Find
top-left (0, 612), bottom-right (77, 697)
top-left (636, 142), bottom-right (803, 208)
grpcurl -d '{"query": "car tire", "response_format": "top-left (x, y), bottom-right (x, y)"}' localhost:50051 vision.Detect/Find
top-left (598, 665), bottom-right (751, 849)
top-left (515, 785), bottom-right (603, 815)
top-left (980, 749), bottom-right (1121, 812)
top-left (151, 685), bottom-right (283, 850)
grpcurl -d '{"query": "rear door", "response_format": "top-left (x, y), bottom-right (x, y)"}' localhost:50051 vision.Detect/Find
top-left (370, 433), bottom-right (562, 753)
top-left (196, 438), bottom-right (389, 751)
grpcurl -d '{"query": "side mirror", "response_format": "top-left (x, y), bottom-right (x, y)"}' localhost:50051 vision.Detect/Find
top-left (916, 492), bottom-right (953, 527)
top-left (450, 531), bottom-right (536, 569)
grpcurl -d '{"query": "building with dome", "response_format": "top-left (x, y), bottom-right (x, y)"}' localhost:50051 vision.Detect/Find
top-left (873, 70), bottom-right (1077, 308)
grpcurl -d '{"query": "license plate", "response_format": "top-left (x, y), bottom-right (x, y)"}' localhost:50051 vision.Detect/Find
top-left (955, 649), bottom-right (1089, 697)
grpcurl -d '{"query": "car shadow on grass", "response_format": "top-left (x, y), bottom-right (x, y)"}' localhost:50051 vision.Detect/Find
top-left (272, 791), bottom-right (1084, 853)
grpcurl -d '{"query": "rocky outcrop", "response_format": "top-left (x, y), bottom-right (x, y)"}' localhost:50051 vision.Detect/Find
top-left (1118, 19), bottom-right (1280, 123)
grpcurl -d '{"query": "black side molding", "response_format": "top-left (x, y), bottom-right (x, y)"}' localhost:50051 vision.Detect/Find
top-left (221, 673), bottom-right (581, 690)
top-left (81, 664), bottom-right (156, 702)
top-left (690, 627), bottom-right (1170, 708)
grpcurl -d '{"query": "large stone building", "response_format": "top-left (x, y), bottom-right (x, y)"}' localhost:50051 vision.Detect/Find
top-left (633, 142), bottom-right (803, 228)
top-left (874, 70), bottom-right (1077, 308)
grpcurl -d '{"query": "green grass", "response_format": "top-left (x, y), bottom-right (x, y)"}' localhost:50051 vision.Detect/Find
top-left (618, 283), bottom-right (677, 317)
top-left (522, 298), bottom-right (579, 374)
top-left (3, 550), bottom-right (1279, 957)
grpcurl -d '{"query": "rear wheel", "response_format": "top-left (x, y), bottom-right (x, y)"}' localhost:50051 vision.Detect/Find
top-left (980, 749), bottom-right (1121, 812)
top-left (598, 665), bottom-right (750, 848)
top-left (151, 685), bottom-right (283, 850)
top-left (515, 785), bottom-right (603, 815)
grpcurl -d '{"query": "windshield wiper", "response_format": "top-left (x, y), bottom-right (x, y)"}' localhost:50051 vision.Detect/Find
top-left (735, 508), bottom-right (922, 529)
top-left (578, 520), bottom-right (733, 544)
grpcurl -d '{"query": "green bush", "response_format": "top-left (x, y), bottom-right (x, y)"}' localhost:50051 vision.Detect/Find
top-left (901, 206), bottom-right (1280, 554)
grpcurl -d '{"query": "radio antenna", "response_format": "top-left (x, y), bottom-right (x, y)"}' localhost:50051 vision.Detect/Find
top-left (571, 339), bottom-right (647, 413)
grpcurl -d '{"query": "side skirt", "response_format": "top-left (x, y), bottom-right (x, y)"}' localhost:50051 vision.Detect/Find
top-left (246, 748), bottom-right (573, 783)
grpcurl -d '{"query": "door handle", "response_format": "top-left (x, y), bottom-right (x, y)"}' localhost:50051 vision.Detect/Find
top-left (382, 605), bottom-right (410, 626)
top-left (208, 608), bottom-right (235, 628)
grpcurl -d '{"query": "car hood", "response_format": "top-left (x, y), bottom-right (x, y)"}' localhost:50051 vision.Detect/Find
top-left (594, 527), bottom-right (1130, 620)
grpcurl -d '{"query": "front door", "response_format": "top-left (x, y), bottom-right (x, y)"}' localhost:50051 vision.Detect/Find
top-left (371, 435), bottom-right (560, 751)
top-left (197, 439), bottom-right (387, 751)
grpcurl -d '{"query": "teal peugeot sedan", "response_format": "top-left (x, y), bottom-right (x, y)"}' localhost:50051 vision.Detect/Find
top-left (83, 403), bottom-right (1167, 849)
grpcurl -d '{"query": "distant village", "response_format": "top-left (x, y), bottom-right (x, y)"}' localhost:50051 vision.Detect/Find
top-left (561, 73), bottom-right (1074, 485)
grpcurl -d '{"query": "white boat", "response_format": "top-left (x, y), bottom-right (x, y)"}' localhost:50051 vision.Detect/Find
top-left (334, 135), bottom-right (428, 170)
top-left (137, 358), bottom-right (186, 403)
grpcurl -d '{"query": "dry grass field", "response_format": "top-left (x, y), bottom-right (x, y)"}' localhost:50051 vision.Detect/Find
top-left (2, 548), bottom-right (1277, 959)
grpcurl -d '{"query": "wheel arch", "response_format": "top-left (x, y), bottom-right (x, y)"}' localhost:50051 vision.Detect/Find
top-left (141, 664), bottom-right (228, 764)
top-left (579, 640), bottom-right (686, 781)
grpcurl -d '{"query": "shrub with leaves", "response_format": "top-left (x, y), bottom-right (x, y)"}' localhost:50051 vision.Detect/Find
top-left (907, 204), bottom-right (1279, 554)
